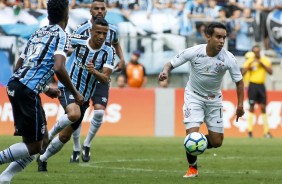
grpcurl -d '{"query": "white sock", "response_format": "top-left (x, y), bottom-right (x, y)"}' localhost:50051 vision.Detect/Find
top-left (0, 155), bottom-right (35, 183)
top-left (83, 110), bottom-right (104, 147)
top-left (39, 136), bottom-right (64, 162)
top-left (72, 125), bottom-right (82, 152)
top-left (48, 114), bottom-right (73, 140)
top-left (0, 143), bottom-right (29, 165)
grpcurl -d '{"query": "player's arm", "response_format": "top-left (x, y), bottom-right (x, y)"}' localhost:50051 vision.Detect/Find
top-left (113, 43), bottom-right (125, 72)
top-left (159, 62), bottom-right (174, 81)
top-left (14, 57), bottom-right (24, 72)
top-left (54, 54), bottom-right (84, 104)
top-left (235, 79), bottom-right (245, 121)
top-left (86, 62), bottom-right (112, 84)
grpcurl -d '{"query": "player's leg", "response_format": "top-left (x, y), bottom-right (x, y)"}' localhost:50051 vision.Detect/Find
top-left (247, 83), bottom-right (256, 138)
top-left (1, 80), bottom-right (45, 182)
top-left (37, 102), bottom-right (82, 171)
top-left (0, 156), bottom-right (35, 183)
top-left (37, 125), bottom-right (75, 171)
top-left (71, 124), bottom-right (82, 161)
top-left (75, 82), bottom-right (108, 162)
top-left (48, 89), bottom-right (78, 141)
top-left (182, 92), bottom-right (204, 178)
top-left (204, 98), bottom-right (224, 148)
top-left (183, 127), bottom-right (200, 178)
top-left (82, 105), bottom-right (105, 162)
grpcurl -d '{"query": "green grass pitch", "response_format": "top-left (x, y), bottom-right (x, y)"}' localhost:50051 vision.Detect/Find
top-left (1, 136), bottom-right (282, 184)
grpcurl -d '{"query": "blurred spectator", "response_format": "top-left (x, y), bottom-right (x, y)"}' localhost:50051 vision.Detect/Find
top-left (205, 0), bottom-right (221, 19)
top-left (76, 0), bottom-right (92, 8)
top-left (228, 7), bottom-right (242, 54)
top-left (118, 0), bottom-right (139, 18)
top-left (122, 50), bottom-right (147, 88)
top-left (233, 8), bottom-right (254, 56)
top-left (116, 74), bottom-right (127, 88)
top-left (195, 23), bottom-right (206, 44)
top-left (254, 0), bottom-right (276, 50)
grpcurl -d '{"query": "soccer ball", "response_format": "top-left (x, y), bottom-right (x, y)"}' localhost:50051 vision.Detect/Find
top-left (184, 132), bottom-right (207, 156)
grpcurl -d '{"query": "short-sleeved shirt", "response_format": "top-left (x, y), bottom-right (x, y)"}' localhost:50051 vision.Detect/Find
top-left (242, 56), bottom-right (271, 84)
top-left (171, 44), bottom-right (242, 96)
top-left (12, 24), bottom-right (69, 94)
top-left (58, 34), bottom-right (115, 102)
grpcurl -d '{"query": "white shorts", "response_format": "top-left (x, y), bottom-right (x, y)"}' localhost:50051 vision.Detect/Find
top-left (183, 90), bottom-right (224, 133)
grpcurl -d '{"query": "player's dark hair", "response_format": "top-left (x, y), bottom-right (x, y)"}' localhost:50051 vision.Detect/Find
top-left (93, 18), bottom-right (109, 27)
top-left (47, 0), bottom-right (69, 24)
top-left (206, 22), bottom-right (227, 36)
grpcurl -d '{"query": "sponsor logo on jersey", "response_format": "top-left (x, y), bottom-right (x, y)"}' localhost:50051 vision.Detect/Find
top-left (196, 54), bottom-right (207, 58)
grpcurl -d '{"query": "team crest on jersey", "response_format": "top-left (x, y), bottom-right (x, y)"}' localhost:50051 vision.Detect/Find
top-left (184, 108), bottom-right (191, 118)
top-left (215, 63), bottom-right (224, 73)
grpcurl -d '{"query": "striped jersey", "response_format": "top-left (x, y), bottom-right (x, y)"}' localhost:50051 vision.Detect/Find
top-left (12, 24), bottom-right (69, 94)
top-left (58, 34), bottom-right (115, 101)
top-left (72, 20), bottom-right (119, 45)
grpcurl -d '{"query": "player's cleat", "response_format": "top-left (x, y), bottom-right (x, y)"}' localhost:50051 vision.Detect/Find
top-left (70, 151), bottom-right (80, 163)
top-left (183, 166), bottom-right (198, 178)
top-left (37, 156), bottom-right (47, 172)
top-left (82, 146), bottom-right (91, 162)
top-left (248, 131), bottom-right (253, 138)
top-left (264, 132), bottom-right (273, 138)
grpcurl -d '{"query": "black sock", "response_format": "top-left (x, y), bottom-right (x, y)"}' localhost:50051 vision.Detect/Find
top-left (186, 151), bottom-right (197, 168)
top-left (205, 135), bottom-right (213, 149)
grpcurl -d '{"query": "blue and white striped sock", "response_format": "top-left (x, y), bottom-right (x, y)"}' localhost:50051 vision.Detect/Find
top-left (0, 143), bottom-right (29, 165)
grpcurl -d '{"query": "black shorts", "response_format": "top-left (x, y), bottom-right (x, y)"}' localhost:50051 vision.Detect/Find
top-left (7, 79), bottom-right (46, 142)
top-left (91, 81), bottom-right (110, 107)
top-left (248, 82), bottom-right (266, 105)
top-left (58, 87), bottom-right (89, 131)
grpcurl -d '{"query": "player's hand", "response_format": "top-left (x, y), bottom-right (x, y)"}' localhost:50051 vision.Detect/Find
top-left (74, 92), bottom-right (84, 106)
top-left (86, 62), bottom-right (95, 74)
top-left (159, 71), bottom-right (168, 81)
top-left (114, 59), bottom-right (125, 72)
top-left (235, 106), bottom-right (244, 122)
top-left (44, 87), bottom-right (61, 99)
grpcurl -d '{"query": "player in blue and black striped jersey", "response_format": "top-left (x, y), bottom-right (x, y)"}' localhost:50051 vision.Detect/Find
top-left (70, 0), bottom-right (125, 163)
top-left (0, 0), bottom-right (84, 183)
top-left (37, 18), bottom-right (115, 172)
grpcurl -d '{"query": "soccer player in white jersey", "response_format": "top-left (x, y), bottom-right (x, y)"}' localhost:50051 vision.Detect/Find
top-left (159, 22), bottom-right (245, 178)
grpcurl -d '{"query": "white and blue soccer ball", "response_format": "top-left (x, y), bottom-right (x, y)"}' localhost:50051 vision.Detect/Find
top-left (184, 132), bottom-right (208, 156)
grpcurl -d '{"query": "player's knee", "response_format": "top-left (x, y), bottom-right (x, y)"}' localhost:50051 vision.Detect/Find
top-left (211, 138), bottom-right (223, 148)
top-left (67, 111), bottom-right (81, 122)
top-left (92, 110), bottom-right (105, 123)
top-left (59, 133), bottom-right (71, 143)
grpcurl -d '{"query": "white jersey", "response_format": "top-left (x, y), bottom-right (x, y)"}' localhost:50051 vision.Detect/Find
top-left (171, 44), bottom-right (242, 96)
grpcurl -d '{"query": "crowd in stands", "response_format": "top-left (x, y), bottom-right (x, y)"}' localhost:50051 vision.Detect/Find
top-left (1, 0), bottom-right (282, 56)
